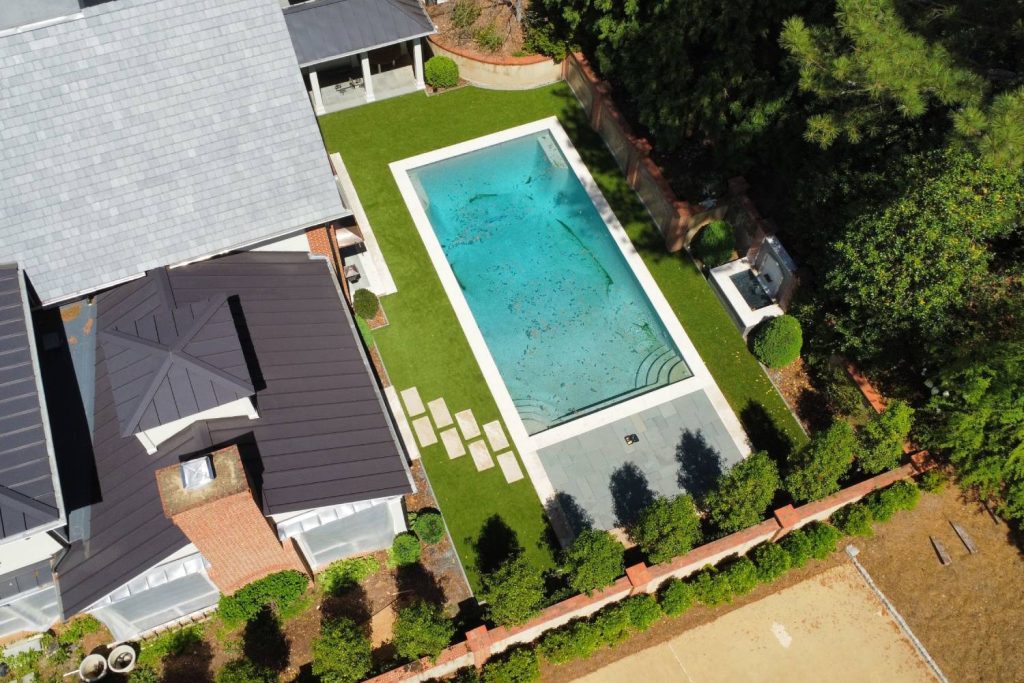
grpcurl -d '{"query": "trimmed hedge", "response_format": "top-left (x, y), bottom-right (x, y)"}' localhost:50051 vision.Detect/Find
top-left (425, 55), bottom-right (459, 89)
top-left (318, 555), bottom-right (380, 595)
top-left (393, 601), bottom-right (456, 662)
top-left (216, 659), bottom-right (276, 683)
top-left (723, 556), bottom-right (759, 596)
top-left (750, 315), bottom-right (803, 368)
top-left (658, 579), bottom-right (695, 616)
top-left (219, 571), bottom-right (307, 625)
top-left (312, 618), bottom-right (372, 683)
top-left (919, 469), bottom-right (946, 493)
top-left (481, 647), bottom-right (539, 683)
top-left (690, 566), bottom-right (733, 606)
top-left (751, 542), bottom-right (792, 583)
top-left (691, 220), bottom-right (735, 267)
top-left (864, 480), bottom-right (921, 522)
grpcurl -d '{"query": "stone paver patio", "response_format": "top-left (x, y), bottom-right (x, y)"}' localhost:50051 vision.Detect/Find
top-left (537, 389), bottom-right (746, 531)
top-left (439, 427), bottom-right (465, 459)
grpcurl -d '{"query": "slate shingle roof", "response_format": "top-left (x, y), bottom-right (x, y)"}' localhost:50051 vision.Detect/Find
top-left (284, 0), bottom-right (435, 67)
top-left (0, 0), bottom-right (346, 305)
top-left (0, 265), bottom-right (62, 541)
top-left (54, 252), bottom-right (412, 616)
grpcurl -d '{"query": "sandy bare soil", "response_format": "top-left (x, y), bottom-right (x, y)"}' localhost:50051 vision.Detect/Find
top-left (576, 564), bottom-right (933, 683)
top-left (854, 484), bottom-right (1024, 683)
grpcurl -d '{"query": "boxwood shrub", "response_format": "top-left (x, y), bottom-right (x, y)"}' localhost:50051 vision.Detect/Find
top-left (832, 502), bottom-right (875, 537)
top-left (749, 315), bottom-right (803, 368)
top-left (352, 288), bottom-right (379, 321)
top-left (481, 647), bottom-right (539, 683)
top-left (722, 556), bottom-right (759, 596)
top-left (750, 542), bottom-right (791, 583)
top-left (690, 566), bottom-right (733, 606)
top-left (691, 220), bottom-right (735, 267)
top-left (411, 510), bottom-right (446, 545)
top-left (658, 579), bottom-right (695, 616)
top-left (389, 532), bottom-right (422, 567)
top-left (424, 55), bottom-right (459, 89)
top-left (804, 521), bottom-right (842, 559)
top-left (537, 620), bottom-right (602, 664)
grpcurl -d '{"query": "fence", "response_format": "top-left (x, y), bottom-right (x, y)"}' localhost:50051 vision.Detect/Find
top-left (362, 461), bottom-right (924, 683)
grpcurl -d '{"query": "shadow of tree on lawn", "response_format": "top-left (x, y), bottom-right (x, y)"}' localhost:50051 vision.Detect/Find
top-left (740, 400), bottom-right (796, 464)
top-left (471, 514), bottom-right (522, 575)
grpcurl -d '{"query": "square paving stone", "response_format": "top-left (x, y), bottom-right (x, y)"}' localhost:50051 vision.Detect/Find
top-left (412, 416), bottom-right (437, 447)
top-left (439, 428), bottom-right (465, 459)
top-left (496, 451), bottom-right (523, 483)
top-left (400, 387), bottom-right (425, 416)
top-left (427, 397), bottom-right (453, 428)
top-left (455, 409), bottom-right (480, 439)
top-left (468, 439), bottom-right (494, 471)
top-left (483, 420), bottom-right (509, 451)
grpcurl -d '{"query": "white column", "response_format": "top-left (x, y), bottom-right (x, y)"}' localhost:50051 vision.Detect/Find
top-left (413, 39), bottom-right (425, 90)
top-left (360, 52), bottom-right (375, 102)
top-left (308, 69), bottom-right (326, 115)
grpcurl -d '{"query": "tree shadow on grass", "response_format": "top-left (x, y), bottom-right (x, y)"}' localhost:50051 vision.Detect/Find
top-left (543, 491), bottom-right (594, 549)
top-left (740, 400), bottom-right (796, 464)
top-left (675, 428), bottom-right (724, 499)
top-left (243, 607), bottom-right (289, 674)
top-left (472, 514), bottom-right (523, 575)
top-left (610, 462), bottom-right (656, 529)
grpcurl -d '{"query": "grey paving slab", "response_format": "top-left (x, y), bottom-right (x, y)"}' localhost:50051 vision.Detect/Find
top-left (428, 397), bottom-right (453, 429)
top-left (401, 387), bottom-right (425, 416)
top-left (439, 428), bottom-right (465, 459)
top-left (537, 390), bottom-right (745, 532)
top-left (468, 439), bottom-right (494, 471)
top-left (455, 409), bottom-right (481, 439)
top-left (496, 451), bottom-right (524, 483)
top-left (412, 416), bottom-right (437, 447)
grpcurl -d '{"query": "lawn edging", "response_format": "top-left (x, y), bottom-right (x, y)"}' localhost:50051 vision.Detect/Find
top-left (360, 457), bottom-right (929, 683)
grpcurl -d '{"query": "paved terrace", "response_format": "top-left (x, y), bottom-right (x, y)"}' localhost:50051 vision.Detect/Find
top-left (539, 389), bottom-right (746, 533)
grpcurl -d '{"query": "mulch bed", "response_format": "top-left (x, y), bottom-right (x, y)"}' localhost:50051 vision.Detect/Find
top-left (427, 0), bottom-right (529, 59)
top-left (366, 302), bottom-right (388, 330)
top-left (369, 345), bottom-right (390, 387)
top-left (765, 357), bottom-right (832, 434)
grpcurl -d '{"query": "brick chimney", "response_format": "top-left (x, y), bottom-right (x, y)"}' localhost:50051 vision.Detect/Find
top-left (155, 445), bottom-right (309, 595)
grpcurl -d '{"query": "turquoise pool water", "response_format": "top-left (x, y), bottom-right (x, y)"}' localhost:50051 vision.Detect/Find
top-left (410, 130), bottom-right (691, 434)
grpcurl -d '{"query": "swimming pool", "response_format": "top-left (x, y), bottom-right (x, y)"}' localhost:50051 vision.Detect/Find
top-left (401, 124), bottom-right (691, 434)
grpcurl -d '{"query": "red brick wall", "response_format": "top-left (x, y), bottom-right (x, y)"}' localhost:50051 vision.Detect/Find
top-left (170, 492), bottom-right (308, 595)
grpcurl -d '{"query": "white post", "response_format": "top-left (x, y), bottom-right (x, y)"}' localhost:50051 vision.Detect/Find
top-left (413, 39), bottom-right (425, 90)
top-left (360, 52), bottom-right (375, 102)
top-left (308, 69), bottom-right (326, 115)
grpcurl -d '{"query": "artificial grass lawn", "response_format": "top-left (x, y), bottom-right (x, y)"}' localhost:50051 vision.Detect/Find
top-left (319, 85), bottom-right (806, 590)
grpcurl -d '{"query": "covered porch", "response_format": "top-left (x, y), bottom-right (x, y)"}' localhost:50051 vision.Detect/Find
top-left (284, 0), bottom-right (436, 114)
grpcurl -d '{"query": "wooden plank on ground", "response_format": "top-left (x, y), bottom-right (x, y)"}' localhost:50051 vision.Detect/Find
top-left (950, 520), bottom-right (979, 554)
top-left (930, 536), bottom-right (952, 566)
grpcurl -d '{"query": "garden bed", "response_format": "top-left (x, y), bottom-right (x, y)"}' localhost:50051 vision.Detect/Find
top-left (427, 0), bottom-right (530, 59)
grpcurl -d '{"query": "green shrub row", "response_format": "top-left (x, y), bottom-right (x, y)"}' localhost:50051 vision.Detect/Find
top-left (218, 570), bottom-right (307, 626)
top-left (832, 479), bottom-right (922, 536)
top-left (536, 595), bottom-right (663, 664)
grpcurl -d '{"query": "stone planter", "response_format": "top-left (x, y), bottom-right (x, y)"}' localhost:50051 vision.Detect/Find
top-left (427, 36), bottom-right (561, 90)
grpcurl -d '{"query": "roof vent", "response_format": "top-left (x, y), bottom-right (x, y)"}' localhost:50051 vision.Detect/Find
top-left (180, 457), bottom-right (215, 490)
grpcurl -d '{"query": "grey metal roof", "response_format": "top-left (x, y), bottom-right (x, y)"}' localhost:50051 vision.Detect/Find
top-left (0, 559), bottom-right (53, 602)
top-left (0, 0), bottom-right (80, 31)
top-left (0, 0), bottom-right (347, 305)
top-left (53, 252), bottom-right (411, 615)
top-left (0, 265), bottom-right (62, 541)
top-left (284, 0), bottom-right (435, 67)
top-left (100, 273), bottom-right (253, 436)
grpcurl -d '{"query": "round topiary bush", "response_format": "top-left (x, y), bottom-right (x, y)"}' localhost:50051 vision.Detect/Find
top-left (389, 532), bottom-right (421, 567)
top-left (424, 56), bottom-right (459, 89)
top-left (411, 510), bottom-right (446, 545)
top-left (749, 314), bottom-right (802, 368)
top-left (691, 220), bottom-right (735, 267)
top-left (352, 288), bottom-right (379, 321)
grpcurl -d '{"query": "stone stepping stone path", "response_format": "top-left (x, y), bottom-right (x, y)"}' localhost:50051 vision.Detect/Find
top-left (428, 397), bottom-right (453, 428)
top-left (483, 420), bottom-right (509, 452)
top-left (455, 409), bottom-right (480, 439)
top-left (412, 415), bottom-right (437, 447)
top-left (401, 387), bottom-right (425, 416)
top-left (496, 451), bottom-right (523, 483)
top-left (440, 428), bottom-right (465, 459)
top-left (468, 439), bottom-right (494, 471)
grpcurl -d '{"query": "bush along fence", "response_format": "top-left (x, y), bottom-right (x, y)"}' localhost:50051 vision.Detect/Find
top-left (360, 455), bottom-right (931, 683)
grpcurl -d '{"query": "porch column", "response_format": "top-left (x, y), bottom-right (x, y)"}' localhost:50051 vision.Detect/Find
top-left (413, 38), bottom-right (425, 90)
top-left (308, 69), bottom-right (326, 115)
top-left (360, 52), bottom-right (375, 102)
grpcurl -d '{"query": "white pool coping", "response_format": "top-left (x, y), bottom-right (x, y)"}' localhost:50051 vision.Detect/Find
top-left (390, 118), bottom-right (750, 504)
top-left (709, 258), bottom-right (784, 335)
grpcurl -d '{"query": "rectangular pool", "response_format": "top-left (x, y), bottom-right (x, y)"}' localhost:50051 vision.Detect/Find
top-left (400, 123), bottom-right (691, 434)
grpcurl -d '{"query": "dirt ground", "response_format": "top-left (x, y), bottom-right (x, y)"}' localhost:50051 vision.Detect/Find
top-left (854, 484), bottom-right (1024, 683)
top-left (428, 0), bottom-right (529, 58)
top-left (575, 564), bottom-right (932, 683)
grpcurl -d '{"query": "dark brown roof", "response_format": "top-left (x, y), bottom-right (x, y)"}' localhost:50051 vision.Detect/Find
top-left (0, 265), bottom-right (62, 541)
top-left (100, 273), bottom-right (253, 436)
top-left (54, 252), bottom-right (411, 615)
